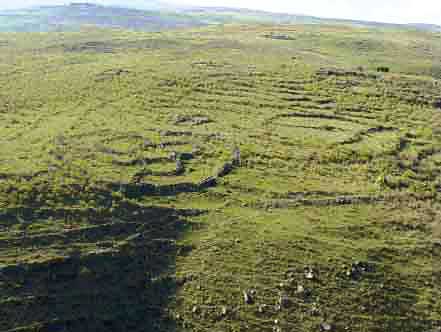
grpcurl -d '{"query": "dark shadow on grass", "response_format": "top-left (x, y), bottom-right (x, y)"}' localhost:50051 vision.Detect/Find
top-left (0, 185), bottom-right (200, 332)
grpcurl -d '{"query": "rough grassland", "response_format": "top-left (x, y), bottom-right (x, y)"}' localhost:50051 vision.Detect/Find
top-left (0, 25), bottom-right (440, 332)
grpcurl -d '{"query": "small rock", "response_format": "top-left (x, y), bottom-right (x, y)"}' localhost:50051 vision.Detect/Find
top-left (296, 285), bottom-right (305, 294)
top-left (320, 322), bottom-right (333, 332)
top-left (304, 266), bottom-right (315, 277)
top-left (278, 292), bottom-right (290, 308)
top-left (220, 306), bottom-right (228, 316)
top-left (258, 304), bottom-right (267, 313)
top-left (311, 303), bottom-right (320, 316)
top-left (192, 306), bottom-right (199, 314)
top-left (176, 159), bottom-right (184, 174)
top-left (243, 290), bottom-right (254, 304)
top-left (257, 304), bottom-right (267, 314)
top-left (346, 261), bottom-right (373, 280)
top-left (232, 147), bottom-right (241, 166)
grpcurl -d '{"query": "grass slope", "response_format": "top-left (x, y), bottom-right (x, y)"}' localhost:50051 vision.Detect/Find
top-left (0, 24), bottom-right (440, 332)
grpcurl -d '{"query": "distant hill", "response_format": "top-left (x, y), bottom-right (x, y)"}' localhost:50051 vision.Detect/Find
top-left (407, 23), bottom-right (441, 32)
top-left (0, 2), bottom-right (439, 32)
top-left (0, 3), bottom-right (204, 32)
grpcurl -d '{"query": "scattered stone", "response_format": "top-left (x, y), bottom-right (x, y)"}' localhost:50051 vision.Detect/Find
top-left (320, 322), bottom-right (333, 332)
top-left (243, 290), bottom-right (254, 304)
top-left (143, 139), bottom-right (153, 148)
top-left (170, 151), bottom-right (178, 160)
top-left (304, 266), bottom-right (315, 280)
top-left (176, 159), bottom-right (185, 175)
top-left (311, 302), bottom-right (320, 316)
top-left (192, 116), bottom-right (211, 125)
top-left (433, 99), bottom-right (441, 109)
top-left (258, 304), bottom-right (267, 313)
top-left (174, 114), bottom-right (212, 126)
top-left (305, 271), bottom-right (314, 279)
top-left (278, 292), bottom-right (290, 308)
top-left (232, 147), bottom-right (241, 166)
top-left (286, 277), bottom-right (295, 285)
top-left (344, 261), bottom-right (373, 280)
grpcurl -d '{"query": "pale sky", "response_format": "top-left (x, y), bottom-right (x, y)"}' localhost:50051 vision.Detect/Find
top-left (1, 0), bottom-right (440, 25)
top-left (178, 0), bottom-right (441, 25)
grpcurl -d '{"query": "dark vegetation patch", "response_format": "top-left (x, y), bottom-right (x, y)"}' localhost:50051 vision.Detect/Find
top-left (377, 66), bottom-right (390, 73)
top-left (56, 38), bottom-right (180, 53)
top-left (62, 41), bottom-right (116, 53)
top-left (336, 38), bottom-right (387, 53)
top-left (262, 33), bottom-right (295, 40)
top-left (173, 114), bottom-right (213, 126)
top-left (0, 177), bottom-right (202, 331)
top-left (316, 67), bottom-right (378, 79)
top-left (95, 68), bottom-right (130, 81)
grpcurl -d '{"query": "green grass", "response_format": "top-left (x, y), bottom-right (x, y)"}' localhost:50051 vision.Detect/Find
top-left (0, 24), bottom-right (440, 332)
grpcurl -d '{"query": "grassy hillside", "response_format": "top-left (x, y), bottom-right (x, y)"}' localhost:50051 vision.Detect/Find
top-left (0, 24), bottom-right (440, 331)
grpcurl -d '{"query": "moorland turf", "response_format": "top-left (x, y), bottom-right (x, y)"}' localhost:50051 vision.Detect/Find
top-left (0, 24), bottom-right (440, 331)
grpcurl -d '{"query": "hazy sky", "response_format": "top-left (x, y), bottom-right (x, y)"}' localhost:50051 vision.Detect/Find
top-left (176, 0), bottom-right (441, 25)
top-left (1, 0), bottom-right (440, 25)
